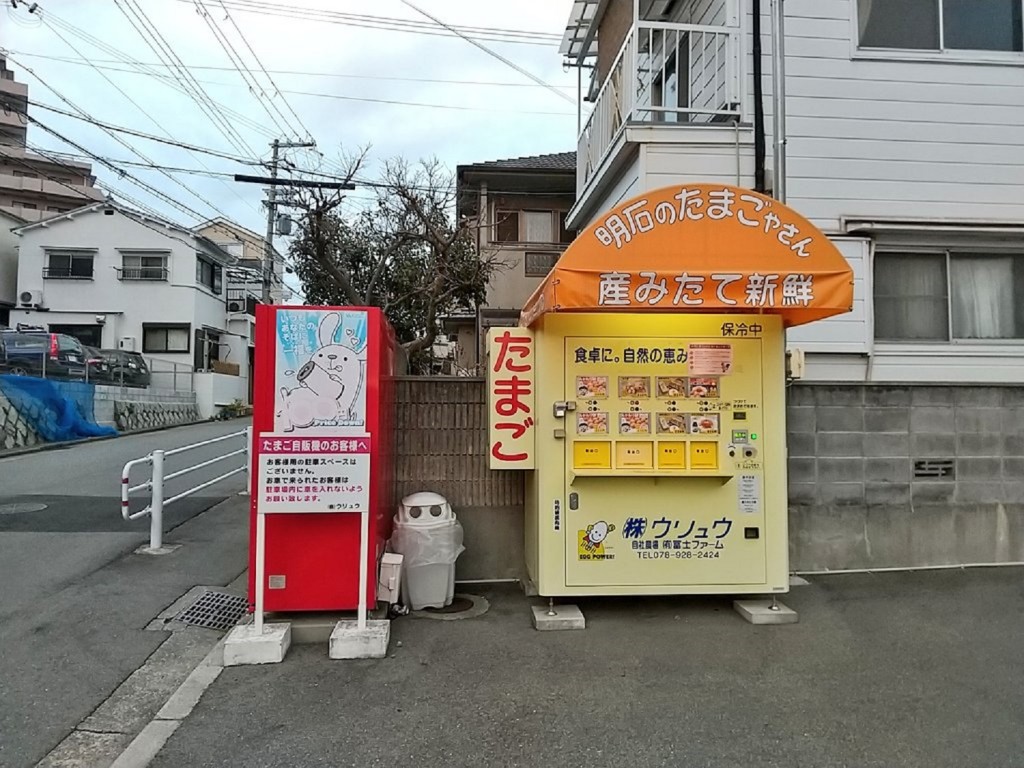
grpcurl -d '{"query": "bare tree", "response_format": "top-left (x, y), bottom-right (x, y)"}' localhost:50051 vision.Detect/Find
top-left (289, 153), bottom-right (506, 362)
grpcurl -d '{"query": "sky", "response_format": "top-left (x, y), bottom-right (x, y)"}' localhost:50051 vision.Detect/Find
top-left (0, 0), bottom-right (579, 240)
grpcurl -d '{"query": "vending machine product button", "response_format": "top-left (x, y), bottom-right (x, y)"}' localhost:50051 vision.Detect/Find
top-left (657, 442), bottom-right (686, 469)
top-left (689, 441), bottom-right (719, 470)
top-left (573, 441), bottom-right (611, 469)
top-left (615, 441), bottom-right (653, 469)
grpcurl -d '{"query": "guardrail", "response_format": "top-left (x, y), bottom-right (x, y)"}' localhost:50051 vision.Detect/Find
top-left (121, 427), bottom-right (252, 552)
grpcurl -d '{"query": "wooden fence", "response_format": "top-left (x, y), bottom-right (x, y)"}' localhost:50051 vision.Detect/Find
top-left (393, 377), bottom-right (524, 509)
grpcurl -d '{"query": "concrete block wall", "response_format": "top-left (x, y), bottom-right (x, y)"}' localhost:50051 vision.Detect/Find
top-left (0, 388), bottom-right (42, 451)
top-left (788, 385), bottom-right (1024, 571)
top-left (94, 385), bottom-right (198, 430)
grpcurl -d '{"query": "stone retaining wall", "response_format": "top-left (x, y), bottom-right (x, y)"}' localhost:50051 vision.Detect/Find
top-left (0, 389), bottom-right (42, 452)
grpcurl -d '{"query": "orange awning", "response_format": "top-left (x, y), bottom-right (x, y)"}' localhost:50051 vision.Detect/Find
top-left (520, 184), bottom-right (853, 328)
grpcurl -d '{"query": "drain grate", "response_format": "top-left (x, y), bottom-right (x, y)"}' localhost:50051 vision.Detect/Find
top-left (174, 590), bottom-right (248, 631)
top-left (423, 596), bottom-right (475, 615)
top-left (0, 502), bottom-right (48, 515)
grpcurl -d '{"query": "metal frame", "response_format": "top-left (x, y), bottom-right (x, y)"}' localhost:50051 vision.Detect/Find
top-left (121, 426), bottom-right (252, 551)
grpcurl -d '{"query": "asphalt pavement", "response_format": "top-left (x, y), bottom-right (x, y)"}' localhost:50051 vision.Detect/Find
top-left (151, 568), bottom-right (1024, 768)
top-left (0, 419), bottom-right (252, 768)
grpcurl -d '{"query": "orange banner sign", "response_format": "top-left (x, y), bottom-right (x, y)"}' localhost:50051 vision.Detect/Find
top-left (487, 327), bottom-right (535, 469)
top-left (520, 184), bottom-right (854, 328)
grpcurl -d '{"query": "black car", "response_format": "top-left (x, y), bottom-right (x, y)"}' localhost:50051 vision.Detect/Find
top-left (98, 349), bottom-right (151, 387)
top-left (0, 331), bottom-right (88, 380)
top-left (82, 345), bottom-right (111, 382)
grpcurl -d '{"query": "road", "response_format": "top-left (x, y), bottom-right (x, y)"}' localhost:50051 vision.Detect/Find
top-left (0, 419), bottom-right (252, 768)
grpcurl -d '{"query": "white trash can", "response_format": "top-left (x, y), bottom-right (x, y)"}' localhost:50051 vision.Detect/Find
top-left (390, 492), bottom-right (464, 610)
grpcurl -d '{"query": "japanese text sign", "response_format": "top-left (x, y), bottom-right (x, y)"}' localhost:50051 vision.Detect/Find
top-left (520, 184), bottom-right (854, 328)
top-left (257, 434), bottom-right (371, 514)
top-left (487, 327), bottom-right (535, 469)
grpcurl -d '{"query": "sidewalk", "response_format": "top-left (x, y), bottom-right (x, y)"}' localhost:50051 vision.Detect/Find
top-left (149, 567), bottom-right (1024, 768)
top-left (0, 494), bottom-right (249, 768)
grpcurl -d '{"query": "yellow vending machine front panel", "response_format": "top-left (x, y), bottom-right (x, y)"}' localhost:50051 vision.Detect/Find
top-left (527, 313), bottom-right (787, 597)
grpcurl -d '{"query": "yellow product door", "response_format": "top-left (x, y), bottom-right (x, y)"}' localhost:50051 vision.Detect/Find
top-left (563, 336), bottom-right (768, 589)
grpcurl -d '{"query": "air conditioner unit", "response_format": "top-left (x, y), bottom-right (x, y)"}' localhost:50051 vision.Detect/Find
top-left (119, 336), bottom-right (137, 352)
top-left (18, 289), bottom-right (43, 308)
top-left (227, 299), bottom-right (244, 312)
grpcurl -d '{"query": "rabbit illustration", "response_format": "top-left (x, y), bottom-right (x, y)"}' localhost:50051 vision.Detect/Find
top-left (275, 312), bottom-right (367, 432)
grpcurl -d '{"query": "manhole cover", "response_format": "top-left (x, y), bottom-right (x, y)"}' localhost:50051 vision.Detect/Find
top-left (174, 590), bottom-right (248, 631)
top-left (0, 502), bottom-right (48, 515)
top-left (414, 594), bottom-right (489, 621)
top-left (423, 596), bottom-right (474, 615)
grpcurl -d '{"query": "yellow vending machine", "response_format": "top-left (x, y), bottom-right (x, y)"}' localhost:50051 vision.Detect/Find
top-left (488, 185), bottom-right (853, 600)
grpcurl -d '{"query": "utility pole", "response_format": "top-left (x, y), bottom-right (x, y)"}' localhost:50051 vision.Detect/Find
top-left (261, 139), bottom-right (314, 303)
top-left (234, 139), bottom-right (358, 305)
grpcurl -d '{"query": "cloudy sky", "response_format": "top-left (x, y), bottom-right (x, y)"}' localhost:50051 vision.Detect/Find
top-left (1, 0), bottom-right (579, 236)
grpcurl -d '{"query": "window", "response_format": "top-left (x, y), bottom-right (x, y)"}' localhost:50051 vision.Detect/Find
top-left (194, 328), bottom-right (222, 371)
top-left (195, 255), bottom-right (223, 294)
top-left (874, 252), bottom-right (1024, 341)
top-left (12, 170), bottom-right (37, 179)
top-left (120, 251), bottom-right (169, 281)
top-left (44, 250), bottom-right (94, 279)
top-left (495, 210), bottom-right (519, 242)
top-left (48, 324), bottom-right (102, 348)
top-left (143, 323), bottom-right (191, 353)
top-left (858, 0), bottom-right (1023, 52)
top-left (525, 252), bottom-right (560, 278)
top-left (18, 201), bottom-right (37, 210)
top-left (493, 209), bottom-right (568, 244)
top-left (523, 211), bottom-right (554, 243)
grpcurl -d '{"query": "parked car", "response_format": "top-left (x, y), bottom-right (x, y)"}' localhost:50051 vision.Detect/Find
top-left (98, 349), bottom-right (151, 387)
top-left (0, 330), bottom-right (88, 380)
top-left (82, 345), bottom-right (110, 382)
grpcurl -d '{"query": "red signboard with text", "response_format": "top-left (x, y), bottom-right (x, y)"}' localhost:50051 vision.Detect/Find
top-left (249, 306), bottom-right (396, 612)
top-left (487, 327), bottom-right (535, 469)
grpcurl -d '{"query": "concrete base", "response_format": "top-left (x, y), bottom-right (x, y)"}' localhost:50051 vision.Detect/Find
top-left (222, 623), bottom-right (291, 666)
top-left (733, 599), bottom-right (799, 625)
top-left (328, 619), bottom-right (390, 659)
top-left (134, 544), bottom-right (182, 556)
top-left (268, 607), bottom-right (389, 645)
top-left (531, 604), bottom-right (585, 631)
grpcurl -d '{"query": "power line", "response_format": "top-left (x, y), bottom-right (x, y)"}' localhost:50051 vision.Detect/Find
top-left (23, 11), bottom-right (280, 142)
top-left (13, 96), bottom-right (259, 163)
top-left (213, 0), bottom-right (315, 141)
top-left (29, 22), bottom-right (259, 216)
top-left (398, 0), bottom-right (574, 106)
top-left (2, 56), bottom-right (226, 220)
top-left (114, 0), bottom-right (259, 159)
top-left (168, 0), bottom-right (562, 45)
top-left (192, 0), bottom-right (299, 141)
top-left (7, 50), bottom-right (577, 90)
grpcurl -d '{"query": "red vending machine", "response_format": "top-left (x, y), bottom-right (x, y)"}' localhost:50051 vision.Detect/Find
top-left (249, 305), bottom-right (396, 612)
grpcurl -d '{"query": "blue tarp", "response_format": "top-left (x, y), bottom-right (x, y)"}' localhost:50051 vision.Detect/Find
top-left (0, 375), bottom-right (118, 442)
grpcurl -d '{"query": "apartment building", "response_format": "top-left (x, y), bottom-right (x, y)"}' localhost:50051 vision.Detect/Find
top-left (557, 0), bottom-right (1024, 569)
top-left (0, 56), bottom-right (103, 223)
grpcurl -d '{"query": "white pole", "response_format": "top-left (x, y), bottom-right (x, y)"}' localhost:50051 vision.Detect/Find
top-left (358, 510), bottom-right (369, 630)
top-left (770, 0), bottom-right (788, 203)
top-left (241, 426), bottom-right (253, 496)
top-left (255, 512), bottom-right (266, 634)
top-left (150, 450), bottom-right (164, 550)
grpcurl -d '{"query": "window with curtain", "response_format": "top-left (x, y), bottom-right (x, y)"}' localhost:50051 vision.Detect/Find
top-left (523, 211), bottom-right (554, 243)
top-left (874, 252), bottom-right (1024, 341)
top-left (858, 0), bottom-right (1023, 51)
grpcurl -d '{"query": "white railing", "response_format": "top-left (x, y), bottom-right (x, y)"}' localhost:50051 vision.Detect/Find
top-left (578, 20), bottom-right (743, 189)
top-left (121, 427), bottom-right (252, 552)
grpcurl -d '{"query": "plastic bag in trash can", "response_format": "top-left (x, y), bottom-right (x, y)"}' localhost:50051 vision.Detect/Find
top-left (390, 520), bottom-right (465, 567)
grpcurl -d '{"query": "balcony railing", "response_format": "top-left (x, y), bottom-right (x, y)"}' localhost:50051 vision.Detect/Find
top-left (578, 20), bottom-right (743, 190)
top-left (43, 266), bottom-right (93, 279)
top-left (116, 266), bottom-right (169, 281)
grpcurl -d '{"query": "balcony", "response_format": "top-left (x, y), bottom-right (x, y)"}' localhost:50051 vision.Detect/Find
top-left (578, 19), bottom-right (743, 191)
top-left (43, 266), bottom-right (93, 279)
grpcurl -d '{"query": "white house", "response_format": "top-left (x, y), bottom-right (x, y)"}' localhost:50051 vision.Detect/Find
top-left (558, 0), bottom-right (1024, 569)
top-left (11, 201), bottom-right (254, 414)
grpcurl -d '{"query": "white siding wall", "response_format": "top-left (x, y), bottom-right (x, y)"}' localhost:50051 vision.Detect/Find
top-left (641, 128), bottom-right (755, 193)
top-left (0, 212), bottom-right (19, 308)
top-left (752, 0), bottom-right (1024, 231)
top-left (12, 209), bottom-right (222, 370)
top-left (787, 237), bottom-right (870, 353)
